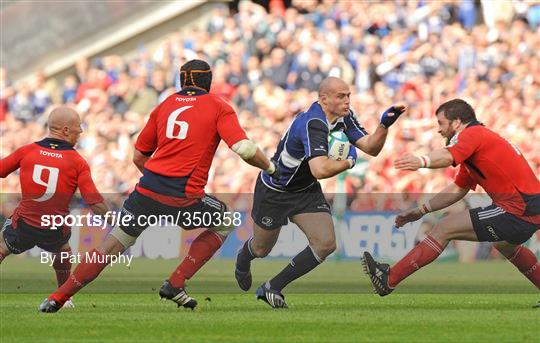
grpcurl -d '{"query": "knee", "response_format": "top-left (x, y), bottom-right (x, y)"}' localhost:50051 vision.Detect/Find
top-left (251, 241), bottom-right (272, 258)
top-left (311, 239), bottom-right (336, 259)
top-left (492, 242), bottom-right (517, 259)
top-left (429, 224), bottom-right (451, 242)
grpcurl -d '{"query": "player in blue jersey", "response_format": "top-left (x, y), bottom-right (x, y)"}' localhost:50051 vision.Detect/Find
top-left (234, 77), bottom-right (406, 308)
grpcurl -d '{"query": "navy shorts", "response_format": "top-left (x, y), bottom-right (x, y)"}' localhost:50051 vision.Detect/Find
top-left (470, 204), bottom-right (539, 245)
top-left (118, 190), bottom-right (228, 238)
top-left (1, 218), bottom-right (71, 254)
top-left (251, 177), bottom-right (331, 231)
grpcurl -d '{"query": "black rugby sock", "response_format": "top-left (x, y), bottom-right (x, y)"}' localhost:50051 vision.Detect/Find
top-left (269, 246), bottom-right (323, 292)
top-left (236, 238), bottom-right (256, 272)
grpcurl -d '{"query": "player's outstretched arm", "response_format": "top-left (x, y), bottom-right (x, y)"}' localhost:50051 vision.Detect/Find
top-left (355, 105), bottom-right (407, 156)
top-left (231, 139), bottom-right (276, 175)
top-left (395, 183), bottom-right (469, 228)
top-left (394, 149), bottom-right (453, 171)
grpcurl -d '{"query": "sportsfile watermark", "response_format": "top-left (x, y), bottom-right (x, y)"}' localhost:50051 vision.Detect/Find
top-left (1, 193), bottom-right (538, 294)
top-left (40, 210), bottom-right (243, 230)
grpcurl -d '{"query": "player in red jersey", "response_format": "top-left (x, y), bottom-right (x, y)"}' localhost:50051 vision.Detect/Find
top-left (0, 106), bottom-right (109, 307)
top-left (40, 60), bottom-right (277, 312)
top-left (362, 99), bottom-right (539, 296)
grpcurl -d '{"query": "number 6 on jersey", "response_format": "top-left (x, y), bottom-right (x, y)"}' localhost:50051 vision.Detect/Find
top-left (166, 106), bottom-right (192, 139)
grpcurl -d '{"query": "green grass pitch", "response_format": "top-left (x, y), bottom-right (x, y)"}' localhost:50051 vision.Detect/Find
top-left (1, 258), bottom-right (538, 342)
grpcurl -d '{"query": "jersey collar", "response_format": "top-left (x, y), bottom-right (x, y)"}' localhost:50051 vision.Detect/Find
top-left (466, 120), bottom-right (484, 128)
top-left (36, 137), bottom-right (75, 150)
top-left (311, 101), bottom-right (344, 129)
top-left (177, 87), bottom-right (208, 96)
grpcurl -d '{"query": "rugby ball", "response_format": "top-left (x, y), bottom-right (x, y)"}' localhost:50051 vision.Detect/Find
top-left (328, 131), bottom-right (350, 161)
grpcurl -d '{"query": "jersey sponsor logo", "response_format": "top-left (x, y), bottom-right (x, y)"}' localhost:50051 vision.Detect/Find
top-left (39, 150), bottom-right (63, 158)
top-left (175, 97), bottom-right (197, 102)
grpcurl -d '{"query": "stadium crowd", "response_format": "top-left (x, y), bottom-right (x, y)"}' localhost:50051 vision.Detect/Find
top-left (1, 0), bottom-right (539, 214)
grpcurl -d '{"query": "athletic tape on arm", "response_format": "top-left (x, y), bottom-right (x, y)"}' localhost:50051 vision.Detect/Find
top-left (231, 139), bottom-right (257, 160)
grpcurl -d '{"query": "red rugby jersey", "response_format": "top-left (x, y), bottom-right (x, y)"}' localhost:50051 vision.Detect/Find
top-left (134, 88), bottom-right (247, 199)
top-left (0, 138), bottom-right (103, 229)
top-left (447, 122), bottom-right (540, 224)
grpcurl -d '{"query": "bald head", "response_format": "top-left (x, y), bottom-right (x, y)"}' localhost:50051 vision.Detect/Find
top-left (48, 106), bottom-right (80, 129)
top-left (318, 77), bottom-right (351, 121)
top-left (318, 77), bottom-right (348, 97)
top-left (48, 106), bottom-right (82, 145)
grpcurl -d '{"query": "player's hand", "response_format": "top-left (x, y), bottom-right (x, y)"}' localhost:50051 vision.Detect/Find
top-left (268, 158), bottom-right (282, 181)
top-left (394, 153), bottom-right (422, 171)
top-left (395, 207), bottom-right (423, 228)
top-left (347, 146), bottom-right (357, 169)
top-left (380, 104), bottom-right (407, 128)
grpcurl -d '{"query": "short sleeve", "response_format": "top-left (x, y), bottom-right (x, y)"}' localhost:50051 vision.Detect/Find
top-left (304, 119), bottom-right (329, 159)
top-left (446, 127), bottom-right (482, 166)
top-left (344, 110), bottom-right (368, 144)
top-left (454, 165), bottom-right (477, 190)
top-left (216, 100), bottom-right (248, 147)
top-left (0, 144), bottom-right (30, 178)
top-left (135, 106), bottom-right (159, 155)
top-left (77, 161), bottom-right (104, 205)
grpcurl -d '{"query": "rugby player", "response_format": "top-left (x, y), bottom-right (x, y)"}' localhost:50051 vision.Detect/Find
top-left (1, 106), bottom-right (109, 308)
top-left (363, 99), bottom-right (539, 296)
top-left (235, 77), bottom-right (406, 308)
top-left (39, 59), bottom-right (276, 312)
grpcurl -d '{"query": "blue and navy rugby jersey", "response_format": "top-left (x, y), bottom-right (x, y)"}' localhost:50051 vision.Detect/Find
top-left (261, 102), bottom-right (368, 192)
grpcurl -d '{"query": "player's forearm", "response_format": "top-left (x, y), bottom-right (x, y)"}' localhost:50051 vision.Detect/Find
top-left (395, 149), bottom-right (454, 171)
top-left (244, 148), bottom-right (272, 171)
top-left (355, 125), bottom-right (388, 157)
top-left (422, 149), bottom-right (454, 169)
top-left (311, 158), bottom-right (350, 179)
top-left (421, 183), bottom-right (468, 214)
top-left (133, 150), bottom-right (150, 173)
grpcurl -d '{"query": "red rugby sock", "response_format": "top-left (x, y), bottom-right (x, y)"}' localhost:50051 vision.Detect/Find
top-left (169, 230), bottom-right (223, 288)
top-left (50, 249), bottom-right (109, 305)
top-left (507, 246), bottom-right (540, 289)
top-left (389, 235), bottom-right (444, 288)
top-left (52, 249), bottom-right (72, 287)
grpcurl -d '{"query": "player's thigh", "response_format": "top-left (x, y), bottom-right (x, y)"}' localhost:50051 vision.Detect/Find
top-left (251, 177), bottom-right (294, 230)
top-left (113, 190), bottom-right (167, 241)
top-left (179, 194), bottom-right (227, 231)
top-left (1, 218), bottom-right (40, 254)
top-left (290, 212), bottom-right (335, 248)
top-left (469, 204), bottom-right (538, 245)
top-left (0, 218), bottom-right (12, 255)
top-left (38, 230), bottom-right (71, 253)
top-left (430, 209), bottom-right (478, 243)
top-left (251, 223), bottom-right (282, 256)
